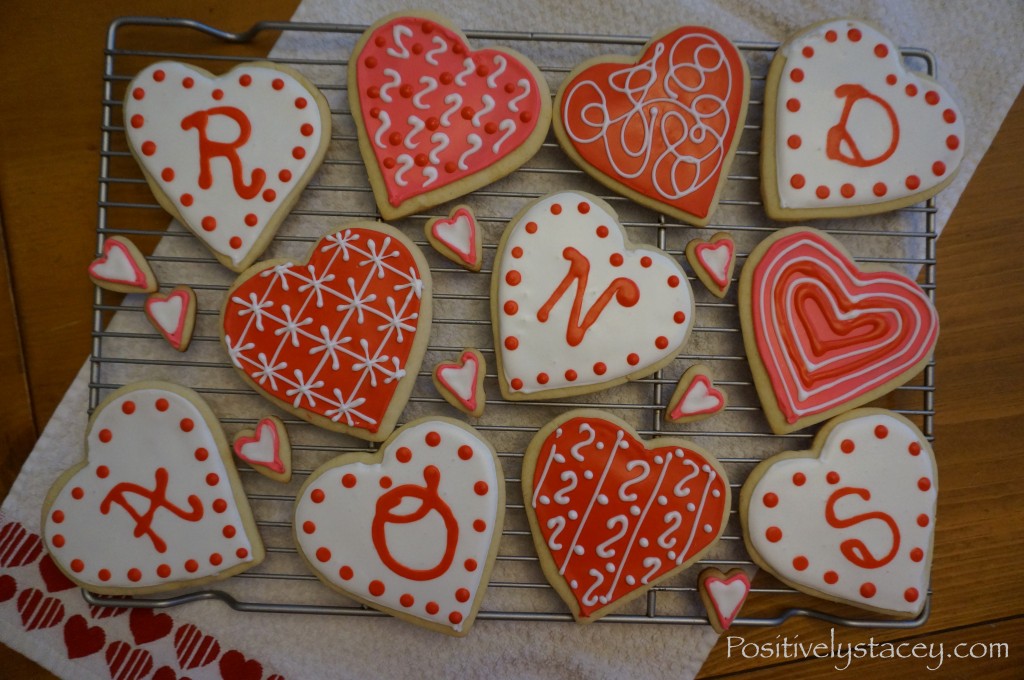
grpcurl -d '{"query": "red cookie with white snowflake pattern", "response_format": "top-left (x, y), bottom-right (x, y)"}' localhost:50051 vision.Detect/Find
top-left (41, 382), bottom-right (264, 595)
top-left (741, 409), bottom-right (936, 617)
top-left (523, 410), bottom-right (730, 623)
top-left (349, 11), bottom-right (551, 220)
top-left (492, 191), bottom-right (695, 401)
top-left (432, 349), bottom-right (486, 417)
top-left (221, 222), bottom-right (432, 442)
top-left (294, 418), bottom-right (504, 636)
top-left (762, 18), bottom-right (965, 219)
top-left (685, 232), bottom-right (736, 298)
top-left (124, 61), bottom-right (331, 272)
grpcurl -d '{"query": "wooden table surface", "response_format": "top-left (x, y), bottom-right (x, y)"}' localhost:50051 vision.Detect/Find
top-left (1, 2), bottom-right (1021, 677)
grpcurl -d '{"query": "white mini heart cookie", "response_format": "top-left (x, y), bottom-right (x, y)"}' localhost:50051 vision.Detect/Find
top-left (41, 382), bottom-right (264, 595)
top-left (493, 191), bottom-right (695, 399)
top-left (124, 61), bottom-right (331, 271)
top-left (763, 19), bottom-right (965, 219)
top-left (294, 418), bottom-right (504, 636)
top-left (741, 409), bottom-right (936, 616)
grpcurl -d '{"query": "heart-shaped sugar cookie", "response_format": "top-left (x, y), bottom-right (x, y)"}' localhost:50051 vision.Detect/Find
top-left (350, 12), bottom-right (551, 219)
top-left (665, 365), bottom-right (726, 423)
top-left (88, 237), bottom-right (158, 294)
top-left (41, 382), bottom-right (263, 594)
top-left (762, 19), bottom-right (965, 219)
top-left (221, 223), bottom-right (431, 441)
top-left (493, 191), bottom-right (694, 399)
top-left (124, 61), bottom-right (331, 271)
top-left (232, 416), bottom-right (291, 483)
top-left (145, 286), bottom-right (197, 352)
top-left (685, 232), bottom-right (736, 298)
top-left (433, 349), bottom-right (486, 417)
top-left (294, 418), bottom-right (504, 636)
top-left (554, 26), bottom-right (749, 226)
top-left (523, 411), bottom-right (730, 622)
top-left (741, 409), bottom-right (936, 616)
top-left (698, 567), bottom-right (751, 632)
top-left (425, 205), bottom-right (482, 271)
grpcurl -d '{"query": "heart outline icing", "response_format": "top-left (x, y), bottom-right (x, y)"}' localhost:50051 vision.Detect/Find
top-left (349, 11), bottom-right (552, 220)
top-left (493, 191), bottom-right (695, 400)
top-left (762, 18), bottom-right (965, 219)
top-left (221, 222), bottom-right (432, 442)
top-left (699, 567), bottom-right (751, 631)
top-left (41, 382), bottom-right (264, 594)
top-left (293, 418), bottom-right (504, 636)
top-left (124, 61), bottom-right (331, 272)
top-left (741, 409), bottom-right (936, 616)
top-left (523, 410), bottom-right (730, 622)
top-left (739, 227), bottom-right (938, 434)
top-left (554, 25), bottom-right (749, 226)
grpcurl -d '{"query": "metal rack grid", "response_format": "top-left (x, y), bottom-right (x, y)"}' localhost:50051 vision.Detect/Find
top-left (84, 17), bottom-right (937, 629)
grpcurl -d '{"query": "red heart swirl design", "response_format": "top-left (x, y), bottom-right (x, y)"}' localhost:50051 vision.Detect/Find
top-left (524, 412), bottom-right (730, 621)
top-left (556, 26), bottom-right (748, 225)
top-left (64, 614), bottom-right (107, 659)
top-left (223, 224), bottom-right (430, 441)
top-left (740, 228), bottom-right (938, 434)
top-left (351, 13), bottom-right (550, 218)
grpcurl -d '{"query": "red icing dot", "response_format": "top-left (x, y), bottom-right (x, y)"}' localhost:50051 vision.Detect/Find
top-left (918, 477), bottom-right (932, 492)
top-left (303, 521), bottom-right (316, 534)
top-left (668, 275), bottom-right (680, 288)
top-left (840, 183), bottom-right (855, 198)
top-left (412, 43), bottom-right (423, 55)
top-left (201, 216), bottom-right (217, 232)
top-left (52, 535), bottom-right (65, 548)
top-left (593, 362), bottom-right (607, 375)
top-left (610, 253), bottom-right (624, 267)
top-left (272, 78), bottom-right (284, 90)
top-left (440, 72), bottom-right (453, 85)
top-left (946, 135), bottom-right (960, 150)
top-left (520, 111), bottom-right (533, 124)
top-left (917, 514), bottom-right (930, 527)
top-left (210, 553), bottom-right (223, 566)
top-left (426, 602), bottom-right (440, 615)
top-left (180, 418), bottom-right (194, 432)
top-left (400, 594), bottom-right (414, 608)
top-left (98, 569), bottom-right (110, 581)
top-left (943, 108), bottom-right (957, 124)
top-left (464, 559), bottom-right (478, 572)
top-left (474, 481), bottom-right (489, 496)
top-left (473, 519), bottom-right (486, 532)
top-left (841, 439), bottom-right (855, 454)
top-left (369, 580), bottom-right (385, 596)
top-left (789, 68), bottom-right (804, 83)
top-left (141, 141), bottom-right (157, 156)
top-left (374, 35), bottom-right (386, 47)
top-left (180, 194), bottom-right (193, 207)
top-left (212, 89), bottom-right (224, 101)
top-left (194, 447), bottom-right (209, 462)
top-left (906, 84), bottom-right (918, 97)
top-left (52, 511), bottom-right (64, 524)
top-left (860, 583), bottom-right (876, 598)
top-left (316, 547), bottom-right (331, 562)
top-left (414, 154), bottom-right (428, 167)
top-left (301, 123), bottom-right (314, 137)
top-left (627, 353), bottom-right (640, 366)
top-left (793, 556), bottom-right (809, 571)
top-left (825, 30), bottom-right (837, 42)
top-left (426, 431), bottom-right (441, 447)
top-left (874, 44), bottom-right (889, 58)
top-left (510, 378), bottom-right (523, 390)
top-left (311, 489), bottom-right (325, 503)
top-left (578, 201), bottom-right (590, 214)
top-left (874, 425), bottom-right (888, 439)
top-left (802, 46), bottom-right (814, 58)
top-left (127, 568), bottom-right (141, 581)
top-left (596, 225), bottom-right (609, 238)
top-left (824, 570), bottom-right (839, 584)
top-left (132, 88), bottom-right (145, 100)
top-left (476, 64), bottom-right (489, 78)
top-left (161, 168), bottom-right (175, 182)
top-left (425, 117), bottom-right (439, 130)
top-left (400, 85), bottom-right (415, 99)
top-left (378, 475), bottom-right (392, 489)
top-left (367, 86), bottom-right (380, 99)
top-left (765, 526), bottom-right (782, 543)
top-left (763, 492), bottom-right (778, 508)
top-left (511, 246), bottom-right (523, 258)
top-left (460, 107), bottom-right (474, 120)
top-left (205, 473), bottom-right (219, 486)
top-left (816, 185), bottom-right (830, 199)
top-left (458, 445), bottom-right (473, 461)
top-left (292, 147), bottom-right (306, 160)
top-left (792, 472), bottom-right (806, 486)
top-left (786, 98), bottom-right (801, 112)
top-left (550, 203), bottom-right (562, 215)
top-left (564, 369), bottom-right (577, 382)
top-left (505, 270), bottom-right (521, 286)
top-left (456, 588), bottom-right (471, 603)
top-left (263, 189), bottom-right (277, 202)
top-left (925, 91), bottom-right (940, 106)
top-left (505, 83), bottom-right (515, 93)
top-left (525, 221), bottom-right (538, 234)
top-left (791, 174), bottom-right (806, 189)
top-left (213, 499), bottom-right (227, 513)
top-left (396, 447), bottom-right (412, 463)
top-left (906, 175), bottom-right (921, 190)
top-left (294, 97), bottom-right (308, 110)
top-left (848, 28), bottom-right (862, 42)
top-left (157, 564), bottom-right (171, 578)
top-left (655, 336), bottom-right (669, 350)
top-left (905, 588), bottom-right (919, 603)
top-left (239, 74), bottom-right (252, 86)
top-left (72, 487), bottom-right (84, 500)
top-left (641, 256), bottom-right (652, 268)
top-left (909, 442), bottom-right (922, 456)
top-left (99, 429), bottom-right (112, 443)
top-left (339, 566), bottom-right (353, 580)
top-left (153, 69), bottom-right (165, 82)
top-left (185, 560), bottom-right (198, 573)
top-left (443, 161), bottom-right (457, 173)
top-left (223, 526), bottom-right (236, 538)
top-left (787, 135), bottom-right (801, 149)
top-left (342, 474), bottom-right (357, 488)
top-left (537, 372), bottom-right (549, 385)
top-left (826, 471), bottom-right (840, 485)
top-left (449, 612), bottom-right (463, 625)
top-left (96, 466), bottom-right (109, 479)
top-left (130, 114), bottom-right (144, 128)
top-left (383, 158), bottom-right (397, 169)
top-left (873, 182), bottom-right (888, 197)
top-left (932, 161), bottom-right (946, 176)
top-left (182, 77), bottom-right (194, 89)
top-left (674, 311), bottom-right (687, 324)
top-left (504, 300), bottom-right (519, 315)
top-left (245, 213), bottom-right (258, 227)
top-left (236, 548), bottom-right (248, 559)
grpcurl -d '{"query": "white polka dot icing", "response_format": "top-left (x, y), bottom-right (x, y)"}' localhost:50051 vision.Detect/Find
top-left (294, 419), bottom-right (502, 635)
top-left (494, 191), bottom-right (694, 398)
top-left (743, 409), bottom-right (936, 615)
top-left (41, 383), bottom-right (261, 592)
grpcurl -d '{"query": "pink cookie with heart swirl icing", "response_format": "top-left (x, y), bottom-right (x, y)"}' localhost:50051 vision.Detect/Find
top-left (762, 18), bottom-right (965, 219)
top-left (740, 409), bottom-right (936, 617)
top-left (350, 11), bottom-right (551, 220)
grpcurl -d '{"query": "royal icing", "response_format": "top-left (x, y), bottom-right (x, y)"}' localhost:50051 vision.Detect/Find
top-left (772, 20), bottom-right (965, 211)
top-left (743, 228), bottom-right (938, 431)
top-left (688, 234), bottom-right (736, 296)
top-left (88, 237), bottom-right (154, 291)
top-left (744, 410), bottom-right (936, 615)
top-left (495, 192), bottom-right (694, 397)
top-left (428, 206), bottom-right (479, 268)
top-left (294, 420), bottom-right (502, 634)
top-left (702, 570), bottom-right (750, 629)
top-left (233, 418), bottom-right (286, 474)
top-left (558, 26), bottom-right (747, 223)
top-left (353, 14), bottom-right (547, 215)
top-left (527, 413), bottom-right (729, 619)
top-left (42, 385), bottom-right (259, 590)
top-left (222, 224), bottom-right (430, 440)
top-left (145, 287), bottom-right (195, 351)
top-left (124, 62), bottom-right (328, 270)
top-left (667, 369), bottom-right (725, 421)
top-left (434, 350), bottom-right (484, 415)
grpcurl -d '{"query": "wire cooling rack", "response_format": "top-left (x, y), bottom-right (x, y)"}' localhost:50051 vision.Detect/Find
top-left (84, 17), bottom-right (937, 629)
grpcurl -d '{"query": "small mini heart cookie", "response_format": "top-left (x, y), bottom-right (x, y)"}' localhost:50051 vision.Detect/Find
top-left (145, 286), bottom-right (197, 352)
top-left (350, 11), bottom-right (551, 219)
top-left (232, 416), bottom-right (291, 483)
top-left (294, 418), bottom-right (504, 636)
top-left (741, 409), bottom-right (936, 617)
top-left (433, 349), bottom-right (486, 417)
top-left (41, 382), bottom-right (264, 595)
top-left (88, 237), bottom-right (158, 294)
top-left (665, 365), bottom-right (726, 423)
top-left (523, 410), bottom-right (730, 622)
top-left (493, 191), bottom-right (695, 400)
top-left (698, 567), bottom-right (751, 633)
top-left (424, 205), bottom-right (482, 271)
top-left (762, 19), bottom-right (965, 219)
top-left (124, 61), bottom-right (331, 271)
top-left (685, 233), bottom-right (736, 298)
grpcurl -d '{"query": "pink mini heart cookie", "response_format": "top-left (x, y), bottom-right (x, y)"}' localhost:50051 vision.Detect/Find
top-left (232, 416), bottom-right (291, 483)
top-left (350, 11), bottom-right (551, 220)
top-left (424, 205), bottom-right (482, 271)
top-left (665, 365), bottom-right (726, 423)
top-left (41, 382), bottom-right (264, 595)
top-left (698, 567), bottom-right (751, 632)
top-left (88, 237), bottom-right (158, 294)
top-left (685, 233), bottom-right (736, 298)
top-left (741, 409), bottom-right (936, 617)
top-left (493, 191), bottom-right (695, 400)
top-left (433, 349), bottom-right (486, 417)
top-left (145, 286), bottom-right (197, 352)
top-left (124, 61), bottom-right (331, 271)
top-left (294, 418), bottom-right (504, 636)
top-left (762, 19), bottom-right (965, 219)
